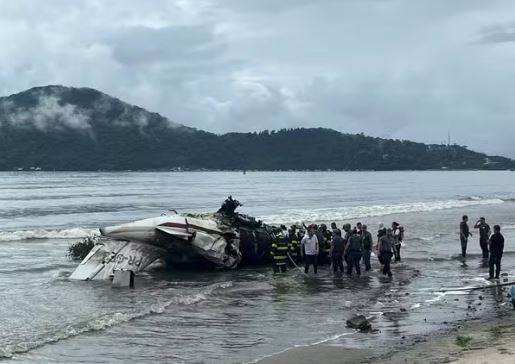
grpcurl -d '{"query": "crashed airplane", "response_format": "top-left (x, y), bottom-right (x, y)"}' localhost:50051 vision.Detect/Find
top-left (70, 197), bottom-right (277, 281)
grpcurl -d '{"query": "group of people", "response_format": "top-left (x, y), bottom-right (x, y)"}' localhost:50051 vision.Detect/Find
top-left (270, 221), bottom-right (404, 278)
top-left (271, 214), bottom-right (506, 281)
top-left (460, 215), bottom-right (505, 279)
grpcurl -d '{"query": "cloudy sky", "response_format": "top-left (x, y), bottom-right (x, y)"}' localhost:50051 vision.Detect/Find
top-left (1, 0), bottom-right (515, 157)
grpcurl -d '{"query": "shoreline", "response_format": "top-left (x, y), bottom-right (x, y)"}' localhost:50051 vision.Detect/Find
top-left (372, 305), bottom-right (515, 364)
top-left (256, 284), bottom-right (515, 364)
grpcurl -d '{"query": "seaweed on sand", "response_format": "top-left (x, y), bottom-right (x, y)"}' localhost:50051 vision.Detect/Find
top-left (455, 335), bottom-right (473, 348)
top-left (68, 236), bottom-right (96, 260)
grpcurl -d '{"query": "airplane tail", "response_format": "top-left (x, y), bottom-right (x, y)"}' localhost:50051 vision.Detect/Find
top-left (70, 239), bottom-right (167, 280)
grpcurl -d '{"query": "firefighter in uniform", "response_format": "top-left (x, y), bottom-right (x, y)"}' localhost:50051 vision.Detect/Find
top-left (319, 224), bottom-right (332, 265)
top-left (288, 226), bottom-right (302, 265)
top-left (271, 227), bottom-right (289, 273)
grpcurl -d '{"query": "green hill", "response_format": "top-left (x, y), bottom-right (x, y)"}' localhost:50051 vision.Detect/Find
top-left (0, 85), bottom-right (513, 171)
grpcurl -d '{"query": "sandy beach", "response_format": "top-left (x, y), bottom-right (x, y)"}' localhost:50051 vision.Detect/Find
top-left (258, 315), bottom-right (515, 364)
top-left (257, 284), bottom-right (515, 364)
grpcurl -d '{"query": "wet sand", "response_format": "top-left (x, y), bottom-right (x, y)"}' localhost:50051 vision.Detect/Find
top-left (258, 314), bottom-right (515, 364)
top-left (255, 345), bottom-right (372, 364)
top-left (373, 310), bottom-right (515, 364)
top-left (257, 283), bottom-right (515, 364)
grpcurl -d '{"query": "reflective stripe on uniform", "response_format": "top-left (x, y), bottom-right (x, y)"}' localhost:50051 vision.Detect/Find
top-left (273, 256), bottom-right (288, 261)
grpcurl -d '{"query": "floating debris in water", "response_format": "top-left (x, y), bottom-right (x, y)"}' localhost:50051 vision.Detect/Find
top-left (67, 236), bottom-right (96, 260)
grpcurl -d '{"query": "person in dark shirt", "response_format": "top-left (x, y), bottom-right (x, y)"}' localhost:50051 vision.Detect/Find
top-left (459, 215), bottom-right (472, 258)
top-left (361, 225), bottom-right (373, 271)
top-left (342, 223), bottom-right (352, 260)
top-left (488, 225), bottom-right (504, 279)
top-left (378, 228), bottom-right (394, 277)
top-left (356, 222), bottom-right (363, 235)
top-left (342, 223), bottom-right (352, 241)
top-left (345, 229), bottom-right (363, 276)
top-left (330, 229), bottom-right (345, 273)
top-left (313, 225), bottom-right (326, 265)
top-left (474, 217), bottom-right (491, 259)
top-left (377, 223), bottom-right (386, 250)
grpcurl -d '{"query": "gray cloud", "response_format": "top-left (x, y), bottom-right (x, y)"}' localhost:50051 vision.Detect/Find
top-left (477, 23), bottom-right (515, 43)
top-left (105, 25), bottom-right (222, 66)
top-left (1, 93), bottom-right (91, 131)
top-left (1, 0), bottom-right (515, 157)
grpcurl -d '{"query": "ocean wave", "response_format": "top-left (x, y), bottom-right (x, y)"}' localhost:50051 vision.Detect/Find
top-left (0, 281), bottom-right (232, 358)
top-left (0, 228), bottom-right (99, 242)
top-left (0, 263), bottom-right (73, 275)
top-left (259, 198), bottom-right (505, 224)
top-left (418, 233), bottom-right (446, 242)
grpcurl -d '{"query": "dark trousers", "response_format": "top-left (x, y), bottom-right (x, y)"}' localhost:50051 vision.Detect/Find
top-left (346, 251), bottom-right (362, 276)
top-left (304, 254), bottom-right (318, 274)
top-left (273, 261), bottom-right (287, 273)
top-left (393, 243), bottom-right (401, 261)
top-left (381, 252), bottom-right (393, 276)
top-left (480, 238), bottom-right (489, 259)
top-left (331, 252), bottom-right (344, 273)
top-left (489, 255), bottom-right (502, 278)
top-left (460, 237), bottom-right (468, 258)
top-left (362, 250), bottom-right (371, 271)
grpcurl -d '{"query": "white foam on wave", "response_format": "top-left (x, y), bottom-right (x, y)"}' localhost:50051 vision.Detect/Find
top-left (0, 281), bottom-right (232, 358)
top-left (0, 228), bottom-right (99, 242)
top-left (260, 198), bottom-right (504, 224)
top-left (425, 292), bottom-right (446, 304)
top-left (424, 289), bottom-right (471, 305)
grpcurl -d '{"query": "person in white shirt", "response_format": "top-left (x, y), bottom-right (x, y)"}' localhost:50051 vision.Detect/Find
top-left (302, 227), bottom-right (319, 274)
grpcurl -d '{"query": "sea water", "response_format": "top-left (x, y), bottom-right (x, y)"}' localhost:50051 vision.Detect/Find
top-left (0, 171), bottom-right (514, 363)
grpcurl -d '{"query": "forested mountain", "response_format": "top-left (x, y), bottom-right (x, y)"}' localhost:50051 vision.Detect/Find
top-left (0, 86), bottom-right (513, 171)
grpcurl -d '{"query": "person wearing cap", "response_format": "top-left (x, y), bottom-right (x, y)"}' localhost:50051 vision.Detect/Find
top-left (474, 217), bottom-right (491, 259)
top-left (330, 228), bottom-right (345, 273)
top-left (378, 228), bottom-right (394, 277)
top-left (361, 225), bottom-right (373, 271)
top-left (302, 227), bottom-right (319, 274)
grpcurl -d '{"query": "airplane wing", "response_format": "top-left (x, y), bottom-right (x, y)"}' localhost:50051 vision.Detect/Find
top-left (156, 226), bottom-right (194, 240)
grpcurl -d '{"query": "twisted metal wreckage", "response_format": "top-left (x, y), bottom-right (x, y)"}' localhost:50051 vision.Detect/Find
top-left (70, 197), bottom-right (276, 281)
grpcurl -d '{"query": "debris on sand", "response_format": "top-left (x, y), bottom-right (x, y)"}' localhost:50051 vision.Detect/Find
top-left (346, 315), bottom-right (372, 332)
